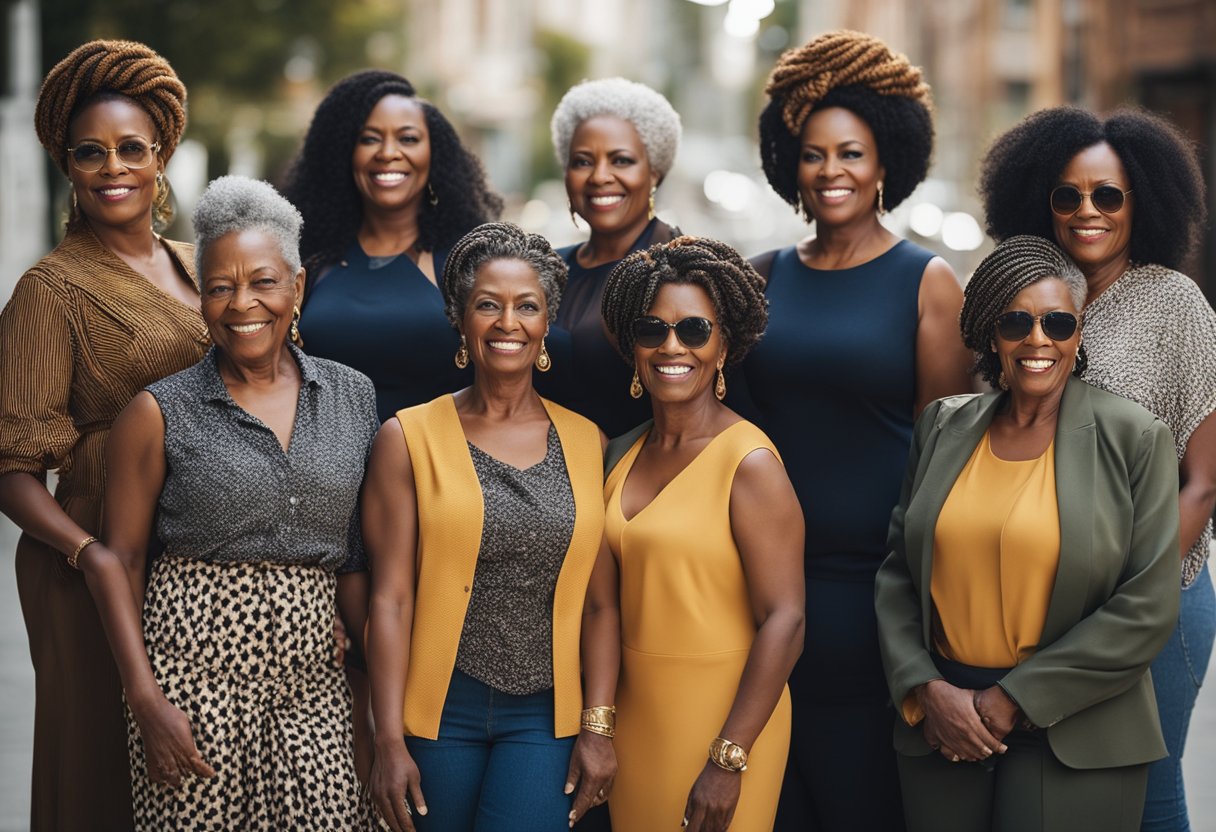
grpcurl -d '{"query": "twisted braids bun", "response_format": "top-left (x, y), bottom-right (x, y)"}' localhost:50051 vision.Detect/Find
top-left (960, 235), bottom-right (1088, 386)
top-left (441, 222), bottom-right (568, 327)
top-left (601, 236), bottom-right (768, 368)
top-left (35, 39), bottom-right (187, 174)
top-left (765, 30), bottom-right (931, 137)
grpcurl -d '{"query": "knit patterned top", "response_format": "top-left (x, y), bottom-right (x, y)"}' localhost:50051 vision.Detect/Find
top-left (1080, 262), bottom-right (1216, 585)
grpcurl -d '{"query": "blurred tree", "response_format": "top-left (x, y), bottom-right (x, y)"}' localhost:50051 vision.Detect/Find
top-left (531, 27), bottom-right (590, 185)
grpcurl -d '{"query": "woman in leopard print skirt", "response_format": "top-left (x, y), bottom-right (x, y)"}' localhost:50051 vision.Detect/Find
top-left (76, 176), bottom-right (379, 830)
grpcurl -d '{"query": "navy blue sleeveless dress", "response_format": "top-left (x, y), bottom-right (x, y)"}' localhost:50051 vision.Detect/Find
top-left (299, 243), bottom-right (471, 423)
top-left (740, 239), bottom-right (933, 832)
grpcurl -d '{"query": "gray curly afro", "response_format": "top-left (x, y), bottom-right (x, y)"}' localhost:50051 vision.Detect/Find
top-left (551, 78), bottom-right (682, 179)
top-left (193, 175), bottom-right (303, 286)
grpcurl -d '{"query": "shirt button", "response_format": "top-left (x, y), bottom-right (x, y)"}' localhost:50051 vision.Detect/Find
top-left (289, 496), bottom-right (299, 506)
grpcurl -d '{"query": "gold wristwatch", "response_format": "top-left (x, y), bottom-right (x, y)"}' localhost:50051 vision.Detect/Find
top-left (708, 736), bottom-right (748, 772)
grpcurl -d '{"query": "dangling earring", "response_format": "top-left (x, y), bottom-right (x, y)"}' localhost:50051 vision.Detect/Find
top-left (535, 338), bottom-right (552, 372)
top-left (647, 187), bottom-right (657, 221)
top-left (629, 370), bottom-right (644, 399)
top-left (290, 305), bottom-right (302, 345)
top-left (454, 335), bottom-right (469, 369)
top-left (427, 183), bottom-right (439, 206)
top-left (998, 370), bottom-right (1009, 391)
top-left (876, 181), bottom-right (886, 216)
top-left (1073, 341), bottom-right (1088, 377)
top-left (715, 365), bottom-right (727, 401)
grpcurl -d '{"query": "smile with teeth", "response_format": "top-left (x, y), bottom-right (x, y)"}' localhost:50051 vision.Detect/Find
top-left (372, 172), bottom-right (407, 184)
top-left (1071, 228), bottom-right (1107, 238)
top-left (818, 188), bottom-right (852, 198)
top-left (97, 187), bottom-right (134, 197)
top-left (588, 195), bottom-right (624, 207)
top-left (1018, 358), bottom-right (1056, 371)
top-left (228, 321), bottom-right (269, 335)
top-left (655, 365), bottom-right (692, 377)
top-left (488, 340), bottom-right (524, 352)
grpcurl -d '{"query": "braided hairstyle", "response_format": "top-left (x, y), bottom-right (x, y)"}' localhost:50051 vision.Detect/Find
top-left (441, 222), bottom-right (568, 328)
top-left (282, 70), bottom-right (504, 279)
top-left (601, 236), bottom-right (768, 368)
top-left (35, 39), bottom-right (187, 228)
top-left (979, 106), bottom-right (1207, 271)
top-left (759, 30), bottom-right (933, 214)
top-left (960, 235), bottom-right (1088, 387)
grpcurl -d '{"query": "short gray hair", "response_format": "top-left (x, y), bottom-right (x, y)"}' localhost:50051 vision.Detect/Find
top-left (551, 78), bottom-right (682, 179)
top-left (441, 222), bottom-right (568, 326)
top-left (193, 175), bottom-right (303, 285)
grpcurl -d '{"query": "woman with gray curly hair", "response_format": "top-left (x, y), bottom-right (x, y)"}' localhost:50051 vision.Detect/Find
top-left (538, 77), bottom-right (684, 437)
top-left (78, 175), bottom-right (378, 829)
top-left (364, 223), bottom-right (618, 832)
top-left (876, 235), bottom-right (1181, 831)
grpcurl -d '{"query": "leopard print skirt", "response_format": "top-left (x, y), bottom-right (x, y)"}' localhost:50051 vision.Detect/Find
top-left (128, 556), bottom-right (361, 831)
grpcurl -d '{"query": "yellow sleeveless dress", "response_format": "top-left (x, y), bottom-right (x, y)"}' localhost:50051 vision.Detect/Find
top-left (605, 420), bottom-right (792, 830)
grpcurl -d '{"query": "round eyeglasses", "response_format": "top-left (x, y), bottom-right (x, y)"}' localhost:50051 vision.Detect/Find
top-left (66, 139), bottom-right (160, 173)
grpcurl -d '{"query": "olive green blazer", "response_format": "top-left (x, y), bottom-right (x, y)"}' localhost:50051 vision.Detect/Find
top-left (875, 376), bottom-right (1181, 769)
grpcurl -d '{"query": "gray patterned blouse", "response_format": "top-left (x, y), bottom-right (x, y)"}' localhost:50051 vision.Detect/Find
top-left (146, 345), bottom-right (379, 572)
top-left (455, 424), bottom-right (577, 694)
top-left (1081, 263), bottom-right (1216, 585)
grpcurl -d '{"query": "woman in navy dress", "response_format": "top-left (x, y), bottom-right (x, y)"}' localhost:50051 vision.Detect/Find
top-left (283, 70), bottom-right (502, 422)
top-left (744, 32), bottom-right (971, 831)
top-left (540, 78), bottom-right (683, 437)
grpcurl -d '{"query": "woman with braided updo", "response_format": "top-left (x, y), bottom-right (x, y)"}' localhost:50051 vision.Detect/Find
top-left (980, 108), bottom-right (1216, 832)
top-left (283, 70), bottom-right (503, 423)
top-left (364, 223), bottom-right (617, 831)
top-left (743, 30), bottom-right (972, 830)
top-left (600, 237), bottom-right (804, 831)
top-left (539, 78), bottom-right (683, 437)
top-left (876, 235), bottom-right (1181, 831)
top-left (0, 40), bottom-right (204, 831)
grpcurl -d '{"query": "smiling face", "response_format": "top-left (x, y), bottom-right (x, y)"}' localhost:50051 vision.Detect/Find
top-left (633, 282), bottom-right (725, 406)
top-left (993, 278), bottom-right (1081, 403)
top-left (66, 97), bottom-right (162, 231)
top-left (200, 229), bottom-right (304, 367)
top-left (461, 258), bottom-right (548, 379)
top-left (796, 106), bottom-right (885, 227)
top-left (351, 94), bottom-right (431, 218)
top-left (565, 114), bottom-right (659, 240)
top-left (1050, 142), bottom-right (1134, 278)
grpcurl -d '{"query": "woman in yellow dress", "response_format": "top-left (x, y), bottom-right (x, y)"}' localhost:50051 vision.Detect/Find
top-left (599, 237), bottom-right (805, 831)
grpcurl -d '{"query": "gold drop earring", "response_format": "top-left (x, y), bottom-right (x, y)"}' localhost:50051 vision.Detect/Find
top-left (454, 335), bottom-right (470, 369)
top-left (290, 305), bottom-right (302, 345)
top-left (876, 181), bottom-right (886, 216)
top-left (629, 370), bottom-right (643, 399)
top-left (715, 359), bottom-right (727, 401)
top-left (647, 187), bottom-right (657, 221)
top-left (535, 337), bottom-right (552, 372)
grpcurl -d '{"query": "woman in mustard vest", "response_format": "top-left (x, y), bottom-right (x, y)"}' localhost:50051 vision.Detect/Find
top-left (364, 223), bottom-right (618, 832)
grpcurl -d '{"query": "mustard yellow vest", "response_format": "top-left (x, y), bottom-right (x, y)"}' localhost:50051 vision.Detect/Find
top-left (395, 394), bottom-right (604, 739)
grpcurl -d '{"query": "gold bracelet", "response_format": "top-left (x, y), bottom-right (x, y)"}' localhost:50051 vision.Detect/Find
top-left (67, 535), bottom-right (98, 571)
top-left (581, 705), bottom-right (616, 739)
top-left (708, 736), bottom-right (748, 772)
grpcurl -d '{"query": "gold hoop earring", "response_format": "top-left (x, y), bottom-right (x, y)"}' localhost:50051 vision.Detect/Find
top-left (454, 335), bottom-right (469, 369)
top-left (715, 366), bottom-right (727, 401)
top-left (290, 305), bottom-right (302, 345)
top-left (648, 187), bottom-right (656, 221)
top-left (876, 181), bottom-right (886, 216)
top-left (629, 370), bottom-right (643, 399)
top-left (535, 339), bottom-right (552, 372)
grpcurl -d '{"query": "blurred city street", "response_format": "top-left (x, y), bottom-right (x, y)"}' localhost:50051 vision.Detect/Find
top-left (1, 514), bottom-right (1213, 829)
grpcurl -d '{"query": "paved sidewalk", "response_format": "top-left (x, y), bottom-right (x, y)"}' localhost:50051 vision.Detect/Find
top-left (0, 516), bottom-right (1212, 829)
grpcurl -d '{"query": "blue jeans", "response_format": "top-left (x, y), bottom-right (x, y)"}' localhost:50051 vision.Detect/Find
top-left (1143, 563), bottom-right (1216, 832)
top-left (405, 670), bottom-right (575, 832)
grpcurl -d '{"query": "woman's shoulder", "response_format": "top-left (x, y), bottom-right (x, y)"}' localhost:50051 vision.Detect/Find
top-left (145, 351), bottom-right (215, 402)
top-left (1079, 377), bottom-right (1168, 434)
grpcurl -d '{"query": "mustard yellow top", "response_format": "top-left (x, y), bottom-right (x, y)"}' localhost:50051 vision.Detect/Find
top-left (932, 430), bottom-right (1060, 668)
top-left (395, 394), bottom-right (604, 740)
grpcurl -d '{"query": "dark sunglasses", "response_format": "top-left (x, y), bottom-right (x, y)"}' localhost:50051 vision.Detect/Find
top-left (1049, 184), bottom-right (1132, 215)
top-left (631, 315), bottom-right (714, 349)
top-left (994, 310), bottom-right (1079, 342)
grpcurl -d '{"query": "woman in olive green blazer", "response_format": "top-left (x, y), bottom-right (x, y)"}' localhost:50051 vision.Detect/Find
top-left (875, 237), bottom-right (1180, 832)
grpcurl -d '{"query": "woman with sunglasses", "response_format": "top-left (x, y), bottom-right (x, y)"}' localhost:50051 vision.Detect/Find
top-left (748, 31), bottom-right (973, 831)
top-left (876, 235), bottom-right (1181, 831)
top-left (980, 107), bottom-right (1215, 832)
top-left (600, 237), bottom-right (805, 831)
top-left (0, 40), bottom-right (205, 831)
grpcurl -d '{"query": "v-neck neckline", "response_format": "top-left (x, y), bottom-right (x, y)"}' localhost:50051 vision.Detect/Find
top-left (81, 225), bottom-right (201, 317)
top-left (617, 420), bottom-right (745, 524)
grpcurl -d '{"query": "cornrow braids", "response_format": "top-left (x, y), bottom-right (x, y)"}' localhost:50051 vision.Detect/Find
top-left (35, 39), bottom-right (187, 175)
top-left (601, 236), bottom-right (768, 368)
top-left (960, 235), bottom-right (1088, 386)
top-left (441, 222), bottom-right (568, 328)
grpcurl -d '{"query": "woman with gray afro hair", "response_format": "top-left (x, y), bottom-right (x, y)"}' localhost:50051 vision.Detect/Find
top-left (193, 175), bottom-right (304, 285)
top-left (960, 235), bottom-right (1088, 388)
top-left (538, 78), bottom-right (686, 438)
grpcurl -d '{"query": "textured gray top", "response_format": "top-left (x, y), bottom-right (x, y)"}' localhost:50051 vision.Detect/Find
top-left (147, 345), bottom-right (379, 572)
top-left (1081, 263), bottom-right (1216, 585)
top-left (455, 424), bottom-right (576, 694)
